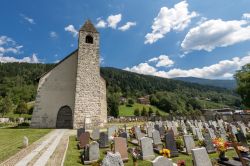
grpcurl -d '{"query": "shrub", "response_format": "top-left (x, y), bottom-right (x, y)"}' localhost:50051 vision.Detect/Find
top-left (18, 122), bottom-right (30, 127)
top-left (134, 108), bottom-right (140, 116)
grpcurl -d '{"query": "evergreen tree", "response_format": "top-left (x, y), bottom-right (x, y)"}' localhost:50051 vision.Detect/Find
top-left (141, 107), bottom-right (147, 116)
top-left (235, 64), bottom-right (250, 108)
top-left (134, 108), bottom-right (140, 116)
top-left (0, 96), bottom-right (13, 117)
top-left (155, 110), bottom-right (160, 116)
top-left (15, 100), bottom-right (28, 116)
top-left (148, 107), bottom-right (154, 116)
top-left (108, 93), bottom-right (119, 118)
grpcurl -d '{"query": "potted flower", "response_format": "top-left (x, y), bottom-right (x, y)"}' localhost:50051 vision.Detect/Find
top-left (160, 148), bottom-right (171, 158)
top-left (177, 160), bottom-right (186, 166)
top-left (213, 138), bottom-right (230, 161)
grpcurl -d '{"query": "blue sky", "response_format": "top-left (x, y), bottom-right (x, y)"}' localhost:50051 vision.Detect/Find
top-left (0, 0), bottom-right (250, 79)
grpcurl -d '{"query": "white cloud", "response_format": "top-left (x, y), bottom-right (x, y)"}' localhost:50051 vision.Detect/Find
top-left (0, 36), bottom-right (23, 56)
top-left (20, 14), bottom-right (35, 24)
top-left (107, 14), bottom-right (122, 29)
top-left (124, 63), bottom-right (157, 75)
top-left (181, 19), bottom-right (250, 52)
top-left (148, 55), bottom-right (174, 67)
top-left (145, 1), bottom-right (197, 44)
top-left (96, 19), bottom-right (107, 28)
top-left (50, 31), bottom-right (58, 38)
top-left (64, 25), bottom-right (78, 37)
top-left (118, 22), bottom-right (136, 31)
top-left (125, 54), bottom-right (250, 79)
top-left (0, 53), bottom-right (40, 63)
top-left (242, 13), bottom-right (250, 19)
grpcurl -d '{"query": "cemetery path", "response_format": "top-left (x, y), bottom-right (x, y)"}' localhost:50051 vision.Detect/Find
top-left (1, 129), bottom-right (70, 166)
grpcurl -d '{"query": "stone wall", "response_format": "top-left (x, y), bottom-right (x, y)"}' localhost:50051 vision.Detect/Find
top-left (30, 51), bottom-right (78, 128)
top-left (74, 30), bottom-right (107, 129)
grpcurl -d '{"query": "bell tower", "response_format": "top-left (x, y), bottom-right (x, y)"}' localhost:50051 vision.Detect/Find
top-left (74, 20), bottom-right (103, 129)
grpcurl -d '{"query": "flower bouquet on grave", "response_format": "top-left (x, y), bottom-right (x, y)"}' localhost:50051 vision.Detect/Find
top-left (128, 147), bottom-right (141, 166)
top-left (213, 138), bottom-right (230, 161)
top-left (129, 128), bottom-right (135, 138)
top-left (160, 148), bottom-right (171, 158)
top-left (177, 160), bottom-right (186, 166)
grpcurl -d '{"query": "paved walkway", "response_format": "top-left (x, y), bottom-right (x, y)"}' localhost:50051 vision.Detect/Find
top-left (1, 129), bottom-right (70, 166)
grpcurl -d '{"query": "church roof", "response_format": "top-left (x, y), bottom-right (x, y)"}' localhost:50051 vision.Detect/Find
top-left (80, 20), bottom-right (98, 33)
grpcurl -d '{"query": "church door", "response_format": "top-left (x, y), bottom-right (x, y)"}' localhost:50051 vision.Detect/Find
top-left (56, 106), bottom-right (73, 129)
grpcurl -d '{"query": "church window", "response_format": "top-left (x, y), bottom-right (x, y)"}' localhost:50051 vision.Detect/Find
top-left (85, 35), bottom-right (93, 44)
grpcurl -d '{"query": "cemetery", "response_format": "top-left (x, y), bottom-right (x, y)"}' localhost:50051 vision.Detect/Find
top-left (63, 119), bottom-right (250, 166)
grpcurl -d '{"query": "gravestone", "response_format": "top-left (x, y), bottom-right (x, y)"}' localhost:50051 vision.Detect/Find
top-left (154, 124), bottom-right (160, 131)
top-left (159, 126), bottom-right (165, 137)
top-left (191, 147), bottom-right (212, 166)
top-left (208, 128), bottom-right (216, 139)
top-left (203, 132), bottom-right (216, 153)
top-left (99, 132), bottom-right (109, 148)
top-left (114, 137), bottom-right (128, 161)
top-left (152, 130), bottom-right (162, 145)
top-left (195, 128), bottom-right (204, 140)
top-left (102, 152), bottom-right (124, 166)
top-left (165, 130), bottom-right (179, 157)
top-left (140, 137), bottom-right (155, 160)
top-left (108, 126), bottom-right (118, 140)
top-left (191, 126), bottom-right (196, 136)
top-left (151, 156), bottom-right (173, 166)
top-left (230, 125), bottom-right (238, 135)
top-left (147, 126), bottom-right (153, 138)
top-left (91, 128), bottom-right (100, 140)
top-left (183, 135), bottom-right (195, 154)
top-left (23, 136), bottom-right (29, 148)
top-left (135, 127), bottom-right (144, 140)
top-left (181, 125), bottom-right (188, 135)
top-left (119, 132), bottom-right (128, 139)
top-left (83, 141), bottom-right (99, 164)
top-left (79, 132), bottom-right (90, 149)
top-left (171, 126), bottom-right (178, 136)
top-left (236, 131), bottom-right (248, 147)
top-left (220, 133), bottom-right (227, 141)
top-left (77, 128), bottom-right (85, 140)
top-left (239, 123), bottom-right (247, 136)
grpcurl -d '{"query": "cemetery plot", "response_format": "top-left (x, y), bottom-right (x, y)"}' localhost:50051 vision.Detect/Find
top-left (64, 119), bottom-right (250, 166)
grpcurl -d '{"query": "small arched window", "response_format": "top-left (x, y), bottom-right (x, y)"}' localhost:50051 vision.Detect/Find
top-left (85, 35), bottom-right (93, 44)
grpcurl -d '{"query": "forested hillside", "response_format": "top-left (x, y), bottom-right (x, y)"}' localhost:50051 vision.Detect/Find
top-left (0, 63), bottom-right (242, 117)
top-left (174, 77), bottom-right (236, 89)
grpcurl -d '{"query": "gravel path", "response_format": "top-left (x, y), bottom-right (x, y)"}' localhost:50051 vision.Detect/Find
top-left (1, 129), bottom-right (69, 166)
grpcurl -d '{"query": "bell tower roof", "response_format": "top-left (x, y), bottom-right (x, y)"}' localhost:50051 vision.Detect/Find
top-left (80, 20), bottom-right (98, 33)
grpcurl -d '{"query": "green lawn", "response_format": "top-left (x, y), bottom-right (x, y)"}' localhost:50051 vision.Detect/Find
top-left (119, 103), bottom-right (167, 117)
top-left (0, 128), bottom-right (51, 162)
top-left (65, 136), bottom-right (238, 166)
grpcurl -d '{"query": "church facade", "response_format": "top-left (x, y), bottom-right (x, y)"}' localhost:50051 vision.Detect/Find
top-left (31, 20), bottom-right (107, 129)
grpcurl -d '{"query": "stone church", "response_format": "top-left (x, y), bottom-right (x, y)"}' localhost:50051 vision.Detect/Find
top-left (31, 20), bottom-right (107, 129)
